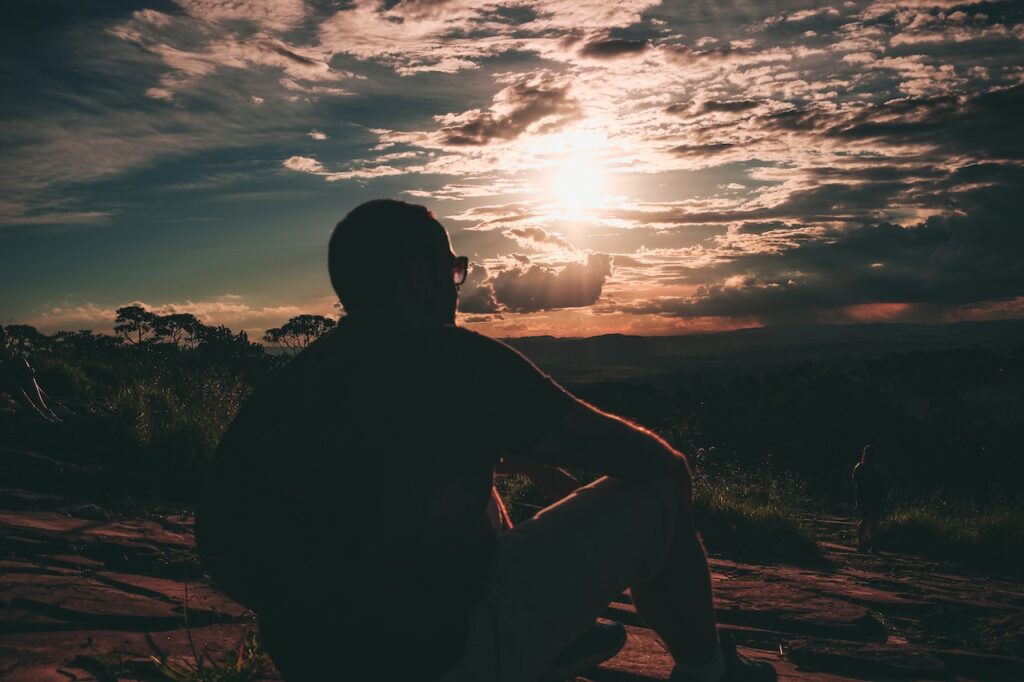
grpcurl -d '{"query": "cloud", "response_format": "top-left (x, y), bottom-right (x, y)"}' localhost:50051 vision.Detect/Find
top-left (669, 142), bottom-right (736, 158)
top-left (458, 262), bottom-right (501, 314)
top-left (503, 227), bottom-right (574, 251)
top-left (698, 99), bottom-right (762, 113)
top-left (282, 155), bottom-right (325, 173)
top-left (21, 296), bottom-right (313, 335)
top-left (308, 130), bottom-right (328, 140)
top-left (174, 0), bottom-right (309, 32)
top-left (404, 179), bottom-right (534, 201)
top-left (111, 8), bottom-right (355, 101)
top-left (436, 71), bottom-right (580, 146)
top-left (6, 0), bottom-right (1024, 334)
top-left (605, 177), bottom-right (1024, 324)
top-left (579, 37), bottom-right (650, 58)
top-left (448, 202), bottom-right (542, 230)
top-left (316, 0), bottom-right (661, 74)
top-left (491, 253), bottom-right (613, 312)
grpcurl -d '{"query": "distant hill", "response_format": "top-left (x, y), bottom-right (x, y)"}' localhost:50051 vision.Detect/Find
top-left (506, 320), bottom-right (1024, 386)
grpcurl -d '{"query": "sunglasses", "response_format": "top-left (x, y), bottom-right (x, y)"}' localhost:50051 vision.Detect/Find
top-left (452, 255), bottom-right (469, 287)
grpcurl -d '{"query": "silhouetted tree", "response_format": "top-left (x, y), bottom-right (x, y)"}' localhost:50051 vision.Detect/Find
top-left (154, 313), bottom-right (205, 349)
top-left (114, 305), bottom-right (158, 345)
top-left (263, 314), bottom-right (336, 354)
top-left (51, 330), bottom-right (124, 354)
top-left (3, 324), bottom-right (47, 353)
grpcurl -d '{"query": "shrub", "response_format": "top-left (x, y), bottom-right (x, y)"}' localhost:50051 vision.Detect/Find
top-left (102, 370), bottom-right (249, 489)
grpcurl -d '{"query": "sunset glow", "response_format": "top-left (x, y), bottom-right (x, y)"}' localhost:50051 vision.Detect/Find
top-left (549, 157), bottom-right (606, 220)
top-left (2, 2), bottom-right (1022, 339)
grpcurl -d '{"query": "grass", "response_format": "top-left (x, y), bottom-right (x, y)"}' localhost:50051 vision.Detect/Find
top-left (102, 370), bottom-right (247, 481)
top-left (883, 503), bottom-right (1024, 566)
top-left (692, 464), bottom-right (825, 564)
top-left (151, 629), bottom-right (271, 682)
top-left (20, 357), bottom-right (250, 495)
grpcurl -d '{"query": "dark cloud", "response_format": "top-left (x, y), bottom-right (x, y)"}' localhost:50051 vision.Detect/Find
top-left (665, 95), bottom-right (767, 122)
top-left (669, 142), bottom-right (735, 157)
top-left (579, 37), bottom-right (650, 58)
top-left (439, 72), bottom-right (580, 146)
top-left (699, 99), bottom-right (761, 114)
top-left (263, 41), bottom-right (323, 68)
top-left (462, 314), bottom-right (501, 323)
top-left (491, 254), bottom-right (613, 313)
top-left (755, 85), bottom-right (1024, 161)
top-left (610, 177), bottom-right (1024, 323)
top-left (457, 262), bottom-right (500, 314)
top-left (733, 221), bottom-right (805, 235)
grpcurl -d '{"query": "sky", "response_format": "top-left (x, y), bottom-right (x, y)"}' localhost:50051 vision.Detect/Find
top-left (2, 0), bottom-right (1023, 339)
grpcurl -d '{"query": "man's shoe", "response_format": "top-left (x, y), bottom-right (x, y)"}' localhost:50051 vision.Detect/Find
top-left (670, 633), bottom-right (777, 682)
top-left (539, 620), bottom-right (627, 681)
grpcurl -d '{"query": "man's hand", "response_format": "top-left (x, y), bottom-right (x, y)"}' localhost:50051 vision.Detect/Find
top-left (497, 455), bottom-right (580, 501)
top-left (514, 397), bottom-right (692, 492)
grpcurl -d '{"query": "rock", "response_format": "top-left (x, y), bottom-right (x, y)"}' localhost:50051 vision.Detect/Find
top-left (937, 648), bottom-right (1024, 681)
top-left (786, 639), bottom-right (946, 679)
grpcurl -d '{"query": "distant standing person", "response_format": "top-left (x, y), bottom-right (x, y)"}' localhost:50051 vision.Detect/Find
top-left (852, 445), bottom-right (886, 553)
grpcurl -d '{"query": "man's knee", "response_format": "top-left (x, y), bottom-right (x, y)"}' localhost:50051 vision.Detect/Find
top-left (665, 459), bottom-right (694, 516)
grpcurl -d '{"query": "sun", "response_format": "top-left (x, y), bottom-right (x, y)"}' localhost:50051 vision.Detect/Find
top-left (551, 157), bottom-right (605, 219)
top-left (541, 127), bottom-right (609, 219)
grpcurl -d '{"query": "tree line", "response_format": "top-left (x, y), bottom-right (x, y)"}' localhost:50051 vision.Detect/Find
top-left (3, 305), bottom-right (338, 357)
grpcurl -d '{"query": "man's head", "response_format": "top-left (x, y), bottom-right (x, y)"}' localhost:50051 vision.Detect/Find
top-left (328, 199), bottom-right (467, 326)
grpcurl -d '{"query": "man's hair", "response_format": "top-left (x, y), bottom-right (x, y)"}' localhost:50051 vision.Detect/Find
top-left (861, 444), bottom-right (876, 465)
top-left (328, 199), bottom-right (449, 315)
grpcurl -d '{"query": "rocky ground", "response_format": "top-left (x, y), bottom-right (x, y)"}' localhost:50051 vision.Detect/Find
top-left (2, 447), bottom-right (1023, 681)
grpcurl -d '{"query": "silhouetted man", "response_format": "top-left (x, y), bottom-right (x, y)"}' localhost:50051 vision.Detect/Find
top-left (853, 444), bottom-right (886, 553)
top-left (197, 200), bottom-right (776, 682)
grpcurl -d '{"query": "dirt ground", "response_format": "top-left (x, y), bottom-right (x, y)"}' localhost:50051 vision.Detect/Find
top-left (2, 447), bottom-right (1023, 681)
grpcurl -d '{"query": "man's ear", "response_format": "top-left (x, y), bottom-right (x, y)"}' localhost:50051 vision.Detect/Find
top-left (406, 257), bottom-right (436, 299)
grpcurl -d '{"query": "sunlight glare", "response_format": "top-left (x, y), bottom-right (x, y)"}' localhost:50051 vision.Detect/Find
top-left (543, 127), bottom-right (608, 220)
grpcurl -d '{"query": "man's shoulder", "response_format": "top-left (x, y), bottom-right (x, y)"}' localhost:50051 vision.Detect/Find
top-left (442, 325), bottom-right (515, 354)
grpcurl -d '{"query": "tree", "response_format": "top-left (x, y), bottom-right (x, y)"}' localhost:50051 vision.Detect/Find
top-left (196, 325), bottom-right (265, 363)
top-left (114, 305), bottom-right (158, 345)
top-left (154, 313), bottom-right (205, 349)
top-left (263, 314), bottom-right (336, 354)
top-left (51, 329), bottom-right (124, 354)
top-left (3, 324), bottom-right (48, 353)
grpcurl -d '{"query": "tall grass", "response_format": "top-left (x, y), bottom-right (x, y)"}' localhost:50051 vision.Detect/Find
top-left (692, 463), bottom-right (824, 564)
top-left (23, 352), bottom-right (251, 496)
top-left (884, 504), bottom-right (1024, 566)
top-left (103, 370), bottom-right (248, 485)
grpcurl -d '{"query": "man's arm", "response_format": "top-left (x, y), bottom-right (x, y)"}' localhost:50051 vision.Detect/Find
top-left (495, 456), bottom-right (580, 500)
top-left (465, 329), bottom-right (689, 489)
top-left (514, 396), bottom-right (691, 489)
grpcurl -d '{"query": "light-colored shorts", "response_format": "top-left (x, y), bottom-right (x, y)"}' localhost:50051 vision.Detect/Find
top-left (439, 475), bottom-right (679, 682)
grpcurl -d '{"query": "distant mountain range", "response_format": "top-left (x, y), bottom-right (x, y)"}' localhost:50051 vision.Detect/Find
top-left (506, 320), bottom-right (1024, 386)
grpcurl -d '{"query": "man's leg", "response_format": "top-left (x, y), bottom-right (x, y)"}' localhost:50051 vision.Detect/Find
top-left (868, 512), bottom-right (881, 553)
top-left (631, 479), bottom-right (719, 667)
top-left (444, 475), bottom-right (774, 682)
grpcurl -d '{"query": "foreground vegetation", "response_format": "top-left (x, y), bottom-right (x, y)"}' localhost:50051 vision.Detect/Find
top-left (3, 310), bottom-right (1022, 567)
top-left (692, 463), bottom-right (823, 564)
top-left (884, 503), bottom-right (1024, 566)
